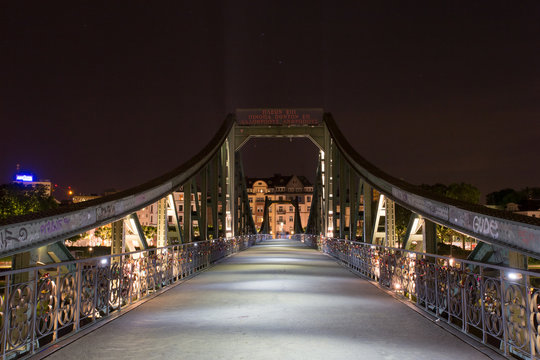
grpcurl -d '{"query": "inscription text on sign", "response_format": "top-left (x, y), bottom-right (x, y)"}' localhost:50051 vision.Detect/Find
top-left (236, 108), bottom-right (323, 125)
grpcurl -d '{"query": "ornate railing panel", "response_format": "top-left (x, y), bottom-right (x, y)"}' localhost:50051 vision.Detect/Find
top-left (298, 235), bottom-right (540, 359)
top-left (0, 234), bottom-right (268, 359)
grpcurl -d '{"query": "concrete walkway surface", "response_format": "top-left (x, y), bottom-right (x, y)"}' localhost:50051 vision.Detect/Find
top-left (40, 238), bottom-right (500, 360)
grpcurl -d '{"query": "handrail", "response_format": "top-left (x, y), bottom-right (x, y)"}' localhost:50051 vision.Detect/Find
top-left (0, 234), bottom-right (268, 359)
top-left (0, 114), bottom-right (236, 257)
top-left (311, 235), bottom-right (540, 359)
top-left (323, 113), bottom-right (540, 257)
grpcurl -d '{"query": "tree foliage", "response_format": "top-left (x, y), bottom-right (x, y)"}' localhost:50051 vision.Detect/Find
top-left (93, 225), bottom-right (112, 241)
top-left (0, 183), bottom-right (58, 219)
top-left (486, 187), bottom-right (540, 207)
top-left (420, 182), bottom-right (480, 204)
top-left (142, 226), bottom-right (157, 240)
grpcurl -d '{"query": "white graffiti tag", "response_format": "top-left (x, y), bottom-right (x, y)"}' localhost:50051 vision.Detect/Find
top-left (473, 216), bottom-right (499, 239)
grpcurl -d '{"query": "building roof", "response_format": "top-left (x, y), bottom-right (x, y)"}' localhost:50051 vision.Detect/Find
top-left (246, 174), bottom-right (312, 189)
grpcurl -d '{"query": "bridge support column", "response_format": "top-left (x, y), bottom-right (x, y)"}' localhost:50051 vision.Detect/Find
top-left (423, 219), bottom-right (437, 254)
top-left (111, 219), bottom-right (124, 255)
top-left (167, 195), bottom-right (182, 244)
top-left (12, 252), bottom-right (31, 283)
top-left (226, 132), bottom-right (236, 238)
top-left (349, 172), bottom-right (359, 240)
top-left (293, 197), bottom-right (303, 234)
top-left (192, 181), bottom-right (201, 239)
top-left (385, 197), bottom-right (397, 247)
top-left (211, 155), bottom-right (219, 239)
top-left (128, 213), bottom-right (149, 249)
top-left (363, 181), bottom-right (373, 243)
top-left (508, 252), bottom-right (527, 269)
top-left (339, 152), bottom-right (347, 239)
top-left (201, 167), bottom-right (208, 240)
top-left (331, 143), bottom-right (339, 237)
top-left (323, 131), bottom-right (333, 237)
top-left (157, 197), bottom-right (168, 247)
top-left (184, 180), bottom-right (192, 242)
top-left (220, 145), bottom-right (227, 237)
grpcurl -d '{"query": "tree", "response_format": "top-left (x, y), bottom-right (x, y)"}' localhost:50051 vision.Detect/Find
top-left (65, 232), bottom-right (87, 246)
top-left (93, 226), bottom-right (112, 241)
top-left (486, 187), bottom-right (540, 207)
top-left (0, 183), bottom-right (58, 219)
top-left (420, 182), bottom-right (480, 204)
top-left (445, 183), bottom-right (481, 204)
top-left (142, 225), bottom-right (157, 240)
top-left (394, 203), bottom-right (412, 245)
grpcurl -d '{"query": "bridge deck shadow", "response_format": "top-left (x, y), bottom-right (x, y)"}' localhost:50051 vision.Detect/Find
top-left (42, 238), bottom-right (500, 360)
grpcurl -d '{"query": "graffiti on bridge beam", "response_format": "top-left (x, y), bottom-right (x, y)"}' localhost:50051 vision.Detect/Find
top-left (449, 207), bottom-right (540, 253)
top-left (0, 210), bottom-right (97, 252)
top-left (40, 218), bottom-right (70, 236)
top-left (472, 216), bottom-right (499, 239)
top-left (0, 228), bottom-right (28, 247)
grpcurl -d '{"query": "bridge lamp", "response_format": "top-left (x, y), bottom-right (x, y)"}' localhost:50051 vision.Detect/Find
top-left (506, 272), bottom-right (523, 281)
top-left (100, 258), bottom-right (108, 265)
top-left (448, 258), bottom-right (455, 267)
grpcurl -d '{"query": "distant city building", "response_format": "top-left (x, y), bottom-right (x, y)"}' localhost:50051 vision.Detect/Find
top-left (502, 199), bottom-right (540, 218)
top-left (514, 199), bottom-right (540, 218)
top-left (246, 174), bottom-right (313, 234)
top-left (72, 194), bottom-right (101, 203)
top-left (12, 172), bottom-right (53, 196)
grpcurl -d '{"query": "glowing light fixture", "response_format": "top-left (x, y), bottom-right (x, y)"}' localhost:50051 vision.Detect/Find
top-left (506, 272), bottom-right (523, 281)
top-left (16, 174), bottom-right (33, 182)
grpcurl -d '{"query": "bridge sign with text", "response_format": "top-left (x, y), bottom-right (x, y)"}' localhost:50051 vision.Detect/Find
top-left (236, 108), bottom-right (323, 126)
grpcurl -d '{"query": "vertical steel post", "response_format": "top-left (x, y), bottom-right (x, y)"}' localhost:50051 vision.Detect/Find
top-left (220, 144), bottom-right (227, 237)
top-left (385, 197), bottom-right (397, 247)
top-left (339, 152), bottom-right (347, 239)
top-left (227, 129), bottom-right (236, 237)
top-left (423, 219), bottom-right (437, 254)
top-left (349, 171), bottom-right (358, 241)
top-left (183, 180), bottom-right (192, 242)
top-left (332, 143), bottom-right (339, 237)
top-left (323, 126), bottom-right (332, 236)
top-left (111, 220), bottom-right (124, 256)
top-left (201, 166), bottom-right (208, 240)
top-left (211, 155), bottom-right (219, 239)
top-left (363, 182), bottom-right (373, 244)
top-left (157, 197), bottom-right (168, 248)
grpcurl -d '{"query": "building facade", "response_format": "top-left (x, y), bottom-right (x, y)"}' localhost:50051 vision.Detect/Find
top-left (246, 174), bottom-right (313, 235)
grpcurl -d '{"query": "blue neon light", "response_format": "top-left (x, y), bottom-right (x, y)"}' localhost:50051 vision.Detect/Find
top-left (16, 175), bottom-right (34, 182)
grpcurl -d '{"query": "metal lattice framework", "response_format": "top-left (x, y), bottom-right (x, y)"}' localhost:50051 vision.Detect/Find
top-left (0, 109), bottom-right (539, 358)
top-left (1, 110), bottom-right (539, 260)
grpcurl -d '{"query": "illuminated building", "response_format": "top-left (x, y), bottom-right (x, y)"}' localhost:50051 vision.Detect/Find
top-left (12, 172), bottom-right (53, 196)
top-left (246, 174), bottom-right (313, 234)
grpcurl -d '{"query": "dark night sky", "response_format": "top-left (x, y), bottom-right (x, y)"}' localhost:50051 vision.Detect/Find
top-left (1, 1), bottom-right (539, 201)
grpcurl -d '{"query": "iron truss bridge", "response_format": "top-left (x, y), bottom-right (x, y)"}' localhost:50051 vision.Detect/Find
top-left (1, 109), bottom-right (538, 260)
top-left (0, 109), bottom-right (539, 358)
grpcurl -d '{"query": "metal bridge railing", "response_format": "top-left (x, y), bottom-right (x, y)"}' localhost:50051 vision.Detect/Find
top-left (292, 234), bottom-right (540, 359)
top-left (0, 234), bottom-right (269, 359)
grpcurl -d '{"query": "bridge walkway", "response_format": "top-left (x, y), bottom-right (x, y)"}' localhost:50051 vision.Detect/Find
top-left (40, 238), bottom-right (502, 360)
